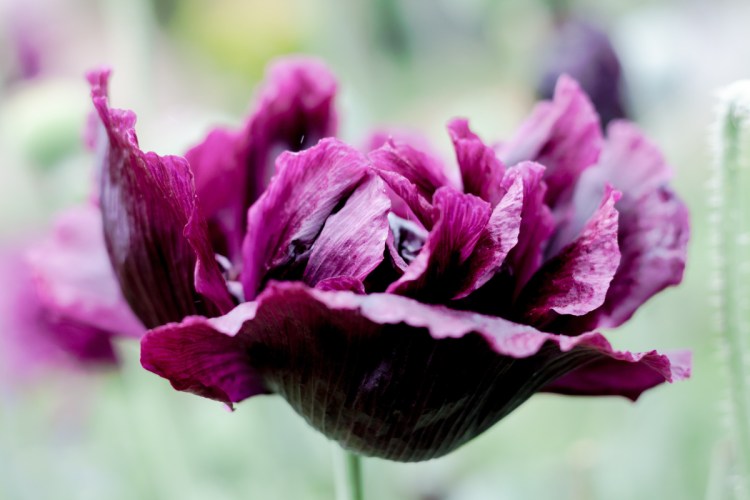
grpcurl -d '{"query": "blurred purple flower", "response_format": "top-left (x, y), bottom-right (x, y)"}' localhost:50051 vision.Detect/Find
top-left (2, 1), bottom-right (50, 84)
top-left (0, 205), bottom-right (143, 378)
top-left (537, 16), bottom-right (627, 127)
top-left (80, 58), bottom-right (689, 461)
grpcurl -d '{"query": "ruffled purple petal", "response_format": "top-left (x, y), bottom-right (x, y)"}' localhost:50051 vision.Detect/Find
top-left (304, 174), bottom-right (391, 286)
top-left (499, 76), bottom-right (603, 208)
top-left (566, 121), bottom-right (673, 227)
top-left (369, 139), bottom-right (459, 200)
top-left (543, 349), bottom-right (691, 400)
top-left (315, 276), bottom-right (367, 294)
top-left (559, 122), bottom-right (689, 332)
top-left (26, 205), bottom-right (144, 338)
top-left (448, 118), bottom-right (506, 205)
top-left (387, 188), bottom-right (492, 301)
top-left (452, 172), bottom-right (525, 299)
top-left (185, 128), bottom-right (242, 220)
top-left (597, 187), bottom-right (689, 328)
top-left (141, 302), bottom-right (268, 406)
top-left (600, 121), bottom-right (674, 194)
top-left (184, 128), bottom-right (244, 258)
top-left (373, 168), bottom-right (434, 228)
top-left (89, 69), bottom-right (233, 328)
top-left (503, 161), bottom-right (556, 294)
top-left (185, 57), bottom-right (338, 260)
top-left (141, 281), bottom-right (688, 461)
top-left (241, 138), bottom-right (369, 299)
top-left (519, 186), bottom-right (621, 328)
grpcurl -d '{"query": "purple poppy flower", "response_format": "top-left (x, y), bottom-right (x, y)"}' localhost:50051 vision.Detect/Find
top-left (86, 58), bottom-right (690, 461)
top-left (537, 15), bottom-right (627, 127)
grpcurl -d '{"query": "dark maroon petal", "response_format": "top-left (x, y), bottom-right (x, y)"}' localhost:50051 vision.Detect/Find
top-left (369, 139), bottom-right (460, 200)
top-left (499, 76), bottom-right (603, 208)
top-left (387, 188), bottom-right (492, 301)
top-left (503, 161), bottom-right (556, 294)
top-left (26, 205), bottom-right (144, 338)
top-left (303, 174), bottom-right (391, 286)
top-left (544, 348), bottom-right (691, 401)
top-left (241, 138), bottom-right (369, 300)
top-left (89, 69), bottom-right (233, 328)
top-left (447, 118), bottom-right (506, 205)
top-left (185, 57), bottom-right (338, 259)
top-left (519, 186), bottom-right (621, 328)
top-left (141, 281), bottom-right (688, 461)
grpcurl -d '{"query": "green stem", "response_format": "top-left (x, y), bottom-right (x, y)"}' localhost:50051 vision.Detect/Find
top-left (333, 445), bottom-right (364, 500)
top-left (716, 83), bottom-right (750, 499)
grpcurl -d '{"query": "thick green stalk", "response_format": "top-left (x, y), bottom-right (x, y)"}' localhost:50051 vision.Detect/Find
top-left (333, 445), bottom-right (364, 500)
top-left (715, 82), bottom-right (750, 499)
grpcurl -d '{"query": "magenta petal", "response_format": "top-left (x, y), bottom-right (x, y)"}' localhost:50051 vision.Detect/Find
top-left (315, 276), bottom-right (367, 294)
top-left (184, 128), bottom-right (244, 258)
top-left (27, 205), bottom-right (144, 338)
top-left (519, 186), bottom-right (621, 327)
top-left (141, 281), bottom-right (688, 461)
top-left (89, 69), bottom-right (233, 328)
top-left (304, 174), bottom-right (391, 286)
top-left (241, 138), bottom-right (369, 299)
top-left (185, 57), bottom-right (338, 259)
top-left (369, 139), bottom-right (459, 200)
top-left (453, 172), bottom-right (525, 299)
top-left (387, 188), bottom-right (492, 301)
top-left (448, 118), bottom-right (506, 205)
top-left (140, 303), bottom-right (269, 407)
top-left (499, 76), bottom-right (603, 208)
top-left (503, 161), bottom-right (556, 294)
top-left (374, 168), bottom-right (434, 228)
top-left (185, 128), bottom-right (242, 221)
top-left (248, 57), bottom-right (338, 182)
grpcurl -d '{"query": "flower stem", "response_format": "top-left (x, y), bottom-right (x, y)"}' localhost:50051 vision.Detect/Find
top-left (333, 445), bottom-right (364, 500)
top-left (715, 82), bottom-right (750, 499)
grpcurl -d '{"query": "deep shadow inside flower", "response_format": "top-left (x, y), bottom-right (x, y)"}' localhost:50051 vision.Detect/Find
top-left (389, 215), bottom-right (427, 265)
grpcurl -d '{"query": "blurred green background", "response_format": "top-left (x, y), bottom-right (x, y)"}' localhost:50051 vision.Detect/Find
top-left (0, 0), bottom-right (747, 498)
